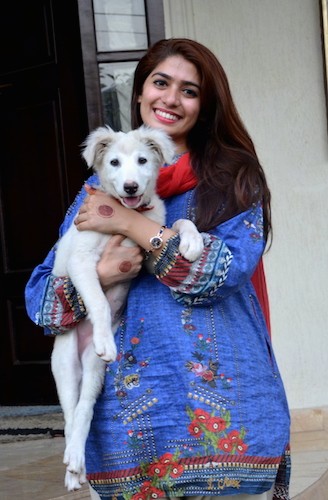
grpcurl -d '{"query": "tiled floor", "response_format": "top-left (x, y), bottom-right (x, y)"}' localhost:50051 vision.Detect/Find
top-left (290, 430), bottom-right (328, 499)
top-left (0, 408), bottom-right (327, 500)
top-left (289, 407), bottom-right (328, 499)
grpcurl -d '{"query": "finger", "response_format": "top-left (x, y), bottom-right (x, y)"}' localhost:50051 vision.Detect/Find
top-left (84, 184), bottom-right (97, 195)
top-left (108, 234), bottom-right (126, 246)
top-left (74, 216), bottom-right (84, 228)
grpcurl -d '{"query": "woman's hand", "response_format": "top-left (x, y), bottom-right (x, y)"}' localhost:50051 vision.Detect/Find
top-left (76, 185), bottom-right (176, 258)
top-left (97, 234), bottom-right (144, 290)
top-left (74, 185), bottom-right (132, 235)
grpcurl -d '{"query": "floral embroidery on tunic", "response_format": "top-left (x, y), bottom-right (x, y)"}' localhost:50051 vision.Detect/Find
top-left (186, 407), bottom-right (248, 455)
top-left (124, 430), bottom-right (145, 452)
top-left (111, 405), bottom-right (248, 500)
top-left (107, 318), bottom-right (151, 402)
top-left (243, 202), bottom-right (264, 242)
top-left (182, 307), bottom-right (233, 390)
top-left (123, 451), bottom-right (185, 500)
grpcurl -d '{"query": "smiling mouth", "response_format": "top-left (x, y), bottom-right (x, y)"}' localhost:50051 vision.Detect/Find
top-left (121, 195), bottom-right (143, 208)
top-left (154, 109), bottom-right (180, 121)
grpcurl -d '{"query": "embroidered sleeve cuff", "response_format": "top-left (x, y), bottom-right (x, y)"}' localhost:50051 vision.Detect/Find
top-left (154, 233), bottom-right (181, 279)
top-left (154, 232), bottom-right (234, 306)
top-left (40, 275), bottom-right (87, 335)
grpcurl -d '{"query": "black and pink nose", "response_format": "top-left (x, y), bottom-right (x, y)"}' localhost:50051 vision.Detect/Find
top-left (124, 182), bottom-right (139, 195)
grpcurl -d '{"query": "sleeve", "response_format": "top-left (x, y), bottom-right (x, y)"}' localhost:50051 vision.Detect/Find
top-left (24, 179), bottom-right (96, 335)
top-left (154, 201), bottom-right (266, 307)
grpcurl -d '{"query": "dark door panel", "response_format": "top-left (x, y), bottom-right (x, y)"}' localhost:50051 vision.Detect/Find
top-left (0, 0), bottom-right (88, 404)
top-left (1, 72), bottom-right (67, 269)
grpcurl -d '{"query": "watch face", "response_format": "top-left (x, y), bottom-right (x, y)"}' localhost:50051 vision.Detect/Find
top-left (150, 236), bottom-right (163, 249)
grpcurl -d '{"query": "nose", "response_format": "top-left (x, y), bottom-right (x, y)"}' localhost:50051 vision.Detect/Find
top-left (124, 181), bottom-right (139, 195)
top-left (162, 86), bottom-right (180, 106)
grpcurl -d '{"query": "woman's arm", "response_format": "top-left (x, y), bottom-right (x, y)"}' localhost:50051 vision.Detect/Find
top-left (25, 183), bottom-right (88, 334)
top-left (25, 180), bottom-right (143, 334)
top-left (154, 201), bottom-right (266, 306)
top-left (73, 187), bottom-right (266, 306)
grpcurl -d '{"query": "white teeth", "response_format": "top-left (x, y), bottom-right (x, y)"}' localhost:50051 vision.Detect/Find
top-left (155, 109), bottom-right (179, 121)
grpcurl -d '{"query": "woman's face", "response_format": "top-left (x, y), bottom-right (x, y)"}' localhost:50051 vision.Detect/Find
top-left (138, 55), bottom-right (201, 153)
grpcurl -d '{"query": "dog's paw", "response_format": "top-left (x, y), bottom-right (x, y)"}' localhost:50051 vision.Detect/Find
top-left (179, 233), bottom-right (204, 262)
top-left (64, 445), bottom-right (85, 475)
top-left (172, 219), bottom-right (204, 262)
top-left (65, 468), bottom-right (86, 491)
top-left (93, 331), bottom-right (117, 362)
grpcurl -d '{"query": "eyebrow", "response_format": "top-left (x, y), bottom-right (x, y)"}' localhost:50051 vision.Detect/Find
top-left (151, 71), bottom-right (200, 89)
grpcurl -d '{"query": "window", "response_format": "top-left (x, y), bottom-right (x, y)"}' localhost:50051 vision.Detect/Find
top-left (78, 0), bottom-right (164, 131)
top-left (93, 0), bottom-right (148, 52)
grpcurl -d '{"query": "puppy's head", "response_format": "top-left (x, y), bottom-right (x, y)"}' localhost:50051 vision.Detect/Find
top-left (81, 126), bottom-right (175, 209)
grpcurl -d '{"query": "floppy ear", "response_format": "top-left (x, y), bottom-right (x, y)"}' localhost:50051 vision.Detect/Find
top-left (81, 126), bottom-right (117, 168)
top-left (137, 126), bottom-right (176, 166)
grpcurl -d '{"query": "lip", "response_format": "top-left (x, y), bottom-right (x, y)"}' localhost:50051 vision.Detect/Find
top-left (120, 195), bottom-right (143, 208)
top-left (154, 108), bottom-right (181, 123)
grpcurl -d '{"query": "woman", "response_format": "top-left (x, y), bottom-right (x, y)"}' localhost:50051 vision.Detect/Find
top-left (25, 39), bottom-right (290, 500)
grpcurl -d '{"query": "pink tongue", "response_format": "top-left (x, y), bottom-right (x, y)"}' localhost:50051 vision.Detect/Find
top-left (123, 196), bottom-right (141, 208)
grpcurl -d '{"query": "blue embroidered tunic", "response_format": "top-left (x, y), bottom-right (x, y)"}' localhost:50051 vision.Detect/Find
top-left (25, 174), bottom-right (291, 500)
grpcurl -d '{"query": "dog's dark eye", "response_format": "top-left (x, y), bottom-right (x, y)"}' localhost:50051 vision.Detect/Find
top-left (138, 157), bottom-right (147, 165)
top-left (110, 159), bottom-right (120, 166)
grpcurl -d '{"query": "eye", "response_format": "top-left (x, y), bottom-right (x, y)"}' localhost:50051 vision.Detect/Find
top-left (153, 79), bottom-right (167, 88)
top-left (183, 88), bottom-right (199, 98)
top-left (110, 158), bottom-right (120, 166)
top-left (138, 157), bottom-right (147, 165)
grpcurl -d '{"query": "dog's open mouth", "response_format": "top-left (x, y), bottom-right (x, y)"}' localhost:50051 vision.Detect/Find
top-left (121, 196), bottom-right (143, 208)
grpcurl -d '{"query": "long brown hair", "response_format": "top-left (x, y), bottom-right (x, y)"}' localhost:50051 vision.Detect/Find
top-left (131, 38), bottom-right (271, 243)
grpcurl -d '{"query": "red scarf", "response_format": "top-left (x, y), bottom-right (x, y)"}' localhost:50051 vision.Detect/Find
top-left (157, 153), bottom-right (271, 334)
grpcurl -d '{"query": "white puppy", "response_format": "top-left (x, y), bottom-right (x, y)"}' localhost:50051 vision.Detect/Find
top-left (51, 125), bottom-right (204, 491)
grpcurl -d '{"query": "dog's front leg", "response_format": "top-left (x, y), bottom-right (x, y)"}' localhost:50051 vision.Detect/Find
top-left (172, 219), bottom-right (204, 262)
top-left (67, 251), bottom-right (117, 362)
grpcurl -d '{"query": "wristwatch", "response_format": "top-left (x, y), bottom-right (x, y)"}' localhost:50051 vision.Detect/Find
top-left (148, 225), bottom-right (166, 252)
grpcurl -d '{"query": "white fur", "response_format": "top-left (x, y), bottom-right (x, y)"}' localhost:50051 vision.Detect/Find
top-left (51, 125), bottom-right (204, 490)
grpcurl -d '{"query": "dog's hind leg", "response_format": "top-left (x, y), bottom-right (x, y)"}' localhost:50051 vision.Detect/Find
top-left (64, 343), bottom-right (106, 490)
top-left (52, 330), bottom-right (85, 490)
top-left (51, 331), bottom-right (82, 448)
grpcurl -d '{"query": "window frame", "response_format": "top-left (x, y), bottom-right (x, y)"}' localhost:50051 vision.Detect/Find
top-left (77, 0), bottom-right (165, 131)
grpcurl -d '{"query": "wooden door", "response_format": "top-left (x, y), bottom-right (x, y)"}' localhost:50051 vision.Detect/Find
top-left (0, 0), bottom-right (89, 404)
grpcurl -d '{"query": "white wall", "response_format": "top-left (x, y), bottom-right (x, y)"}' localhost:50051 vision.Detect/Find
top-left (164, 0), bottom-right (328, 410)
